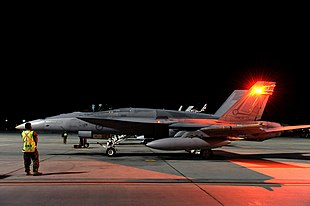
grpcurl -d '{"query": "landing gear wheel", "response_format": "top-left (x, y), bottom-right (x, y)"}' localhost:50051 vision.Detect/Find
top-left (84, 143), bottom-right (89, 148)
top-left (106, 147), bottom-right (116, 157)
top-left (200, 149), bottom-right (213, 159)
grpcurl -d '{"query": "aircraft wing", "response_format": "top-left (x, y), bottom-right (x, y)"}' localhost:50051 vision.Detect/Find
top-left (78, 117), bottom-right (178, 125)
top-left (79, 116), bottom-right (230, 131)
top-left (78, 116), bottom-right (180, 137)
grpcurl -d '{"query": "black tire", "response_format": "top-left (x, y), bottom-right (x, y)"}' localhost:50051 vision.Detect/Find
top-left (200, 149), bottom-right (213, 159)
top-left (106, 147), bottom-right (116, 157)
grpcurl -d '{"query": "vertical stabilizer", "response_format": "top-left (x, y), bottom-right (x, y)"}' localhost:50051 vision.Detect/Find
top-left (219, 81), bottom-right (276, 122)
top-left (214, 90), bottom-right (247, 117)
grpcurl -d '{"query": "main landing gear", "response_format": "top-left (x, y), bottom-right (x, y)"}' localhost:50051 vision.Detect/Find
top-left (74, 137), bottom-right (90, 148)
top-left (187, 149), bottom-right (213, 159)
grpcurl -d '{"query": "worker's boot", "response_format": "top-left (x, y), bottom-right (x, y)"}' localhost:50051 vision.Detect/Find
top-left (33, 171), bottom-right (43, 176)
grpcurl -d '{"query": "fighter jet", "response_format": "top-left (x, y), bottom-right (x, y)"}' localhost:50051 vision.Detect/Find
top-left (15, 89), bottom-right (247, 154)
top-left (75, 81), bottom-right (310, 158)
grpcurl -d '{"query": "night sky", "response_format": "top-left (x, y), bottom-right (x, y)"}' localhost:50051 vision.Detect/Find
top-left (1, 19), bottom-right (309, 130)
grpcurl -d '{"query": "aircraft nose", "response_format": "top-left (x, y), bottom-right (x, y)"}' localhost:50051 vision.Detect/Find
top-left (15, 123), bottom-right (25, 130)
top-left (15, 119), bottom-right (46, 130)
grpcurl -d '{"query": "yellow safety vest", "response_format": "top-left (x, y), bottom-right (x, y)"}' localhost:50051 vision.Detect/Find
top-left (21, 130), bottom-right (37, 152)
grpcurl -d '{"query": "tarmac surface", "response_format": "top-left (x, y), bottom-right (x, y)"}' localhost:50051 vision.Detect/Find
top-left (0, 132), bottom-right (309, 206)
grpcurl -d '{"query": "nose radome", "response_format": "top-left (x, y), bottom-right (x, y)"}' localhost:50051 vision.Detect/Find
top-left (15, 123), bottom-right (25, 130)
top-left (15, 119), bottom-right (45, 130)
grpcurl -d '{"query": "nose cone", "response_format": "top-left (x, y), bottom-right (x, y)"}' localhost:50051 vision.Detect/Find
top-left (15, 119), bottom-right (46, 130)
top-left (15, 123), bottom-right (25, 130)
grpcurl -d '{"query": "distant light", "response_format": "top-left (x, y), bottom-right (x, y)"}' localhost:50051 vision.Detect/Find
top-left (22, 119), bottom-right (26, 123)
top-left (5, 119), bottom-right (8, 122)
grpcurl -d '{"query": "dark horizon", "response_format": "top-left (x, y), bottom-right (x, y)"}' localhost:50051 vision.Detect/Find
top-left (2, 27), bottom-right (310, 130)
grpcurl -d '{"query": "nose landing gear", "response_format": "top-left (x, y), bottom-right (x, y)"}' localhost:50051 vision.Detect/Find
top-left (97, 135), bottom-right (127, 156)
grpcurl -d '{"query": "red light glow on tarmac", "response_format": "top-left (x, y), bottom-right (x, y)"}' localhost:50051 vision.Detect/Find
top-left (230, 159), bottom-right (310, 183)
top-left (194, 159), bottom-right (310, 205)
top-left (199, 185), bottom-right (310, 206)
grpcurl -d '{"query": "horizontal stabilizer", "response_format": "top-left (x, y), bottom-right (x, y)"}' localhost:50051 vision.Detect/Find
top-left (264, 124), bottom-right (310, 133)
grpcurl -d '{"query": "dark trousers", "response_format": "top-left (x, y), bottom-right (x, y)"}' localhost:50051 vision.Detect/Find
top-left (23, 150), bottom-right (40, 172)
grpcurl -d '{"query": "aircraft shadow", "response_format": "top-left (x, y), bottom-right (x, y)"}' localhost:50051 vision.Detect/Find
top-left (0, 174), bottom-right (10, 179)
top-left (48, 150), bottom-right (310, 161)
top-left (49, 151), bottom-right (208, 160)
top-left (39, 171), bottom-right (88, 176)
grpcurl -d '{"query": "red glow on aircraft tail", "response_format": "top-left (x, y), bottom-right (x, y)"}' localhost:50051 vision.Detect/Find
top-left (219, 81), bottom-right (276, 122)
top-left (249, 81), bottom-right (275, 95)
